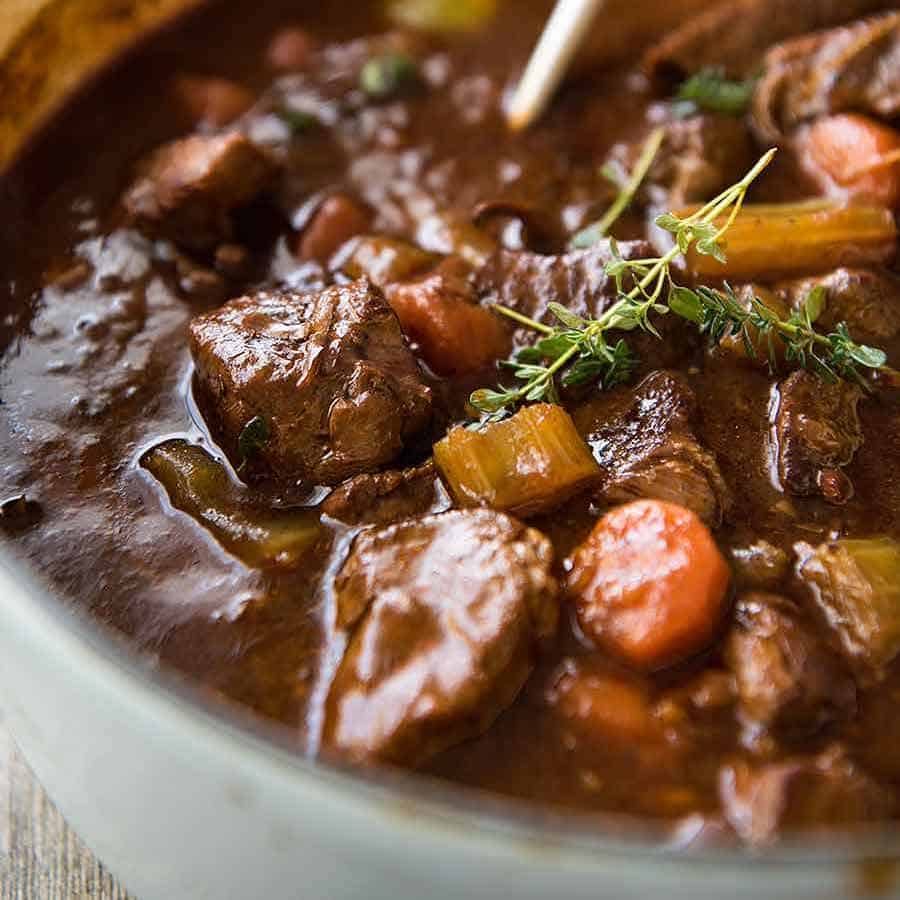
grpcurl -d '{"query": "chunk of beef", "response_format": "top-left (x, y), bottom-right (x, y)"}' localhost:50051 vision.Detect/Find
top-left (477, 241), bottom-right (649, 330)
top-left (321, 461), bottom-right (447, 526)
top-left (770, 370), bottom-right (863, 503)
top-left (610, 117), bottom-right (754, 209)
top-left (190, 280), bottom-right (432, 486)
top-left (572, 371), bottom-right (731, 525)
top-left (719, 746), bottom-right (892, 844)
top-left (752, 12), bottom-right (900, 143)
top-left (778, 267), bottom-right (900, 344)
top-left (643, 0), bottom-right (891, 82)
top-left (123, 132), bottom-right (278, 253)
top-left (796, 537), bottom-right (900, 676)
top-left (476, 241), bottom-right (692, 370)
top-left (725, 593), bottom-right (856, 745)
top-left (323, 509), bottom-right (559, 766)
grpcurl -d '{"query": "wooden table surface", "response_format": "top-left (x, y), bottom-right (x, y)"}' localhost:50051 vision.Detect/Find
top-left (0, 716), bottom-right (134, 900)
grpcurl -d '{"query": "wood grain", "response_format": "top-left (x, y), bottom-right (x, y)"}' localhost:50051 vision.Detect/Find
top-left (0, 715), bottom-right (134, 900)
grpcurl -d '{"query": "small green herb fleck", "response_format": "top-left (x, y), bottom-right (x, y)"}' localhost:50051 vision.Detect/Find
top-left (360, 53), bottom-right (419, 100)
top-left (675, 68), bottom-right (755, 117)
top-left (278, 107), bottom-right (318, 134)
top-left (238, 416), bottom-right (270, 466)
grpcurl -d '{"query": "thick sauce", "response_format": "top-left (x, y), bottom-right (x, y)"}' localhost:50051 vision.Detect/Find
top-left (3, 0), bottom-right (900, 839)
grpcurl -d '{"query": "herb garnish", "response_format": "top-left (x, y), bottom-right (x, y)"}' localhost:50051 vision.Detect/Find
top-left (360, 53), bottom-right (419, 100)
top-left (674, 68), bottom-right (755, 117)
top-left (237, 416), bottom-right (270, 469)
top-left (671, 283), bottom-right (887, 385)
top-left (277, 107), bottom-right (318, 135)
top-left (471, 148), bottom-right (890, 422)
top-left (569, 126), bottom-right (666, 249)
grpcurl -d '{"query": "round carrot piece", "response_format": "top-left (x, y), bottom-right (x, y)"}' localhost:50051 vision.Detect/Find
top-left (802, 114), bottom-right (900, 208)
top-left (568, 499), bottom-right (730, 670)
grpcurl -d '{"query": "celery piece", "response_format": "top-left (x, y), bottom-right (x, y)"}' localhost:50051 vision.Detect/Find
top-left (682, 201), bottom-right (897, 280)
top-left (142, 440), bottom-right (322, 568)
top-left (434, 404), bottom-right (600, 517)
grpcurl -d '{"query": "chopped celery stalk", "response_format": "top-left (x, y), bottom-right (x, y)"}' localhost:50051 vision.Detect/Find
top-left (142, 440), bottom-right (322, 568)
top-left (680, 201), bottom-right (897, 280)
top-left (387, 0), bottom-right (496, 32)
top-left (338, 236), bottom-right (437, 286)
top-left (433, 404), bottom-right (600, 517)
top-left (797, 536), bottom-right (900, 673)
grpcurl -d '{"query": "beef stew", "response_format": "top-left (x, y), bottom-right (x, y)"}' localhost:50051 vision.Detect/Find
top-left (3, 0), bottom-right (900, 847)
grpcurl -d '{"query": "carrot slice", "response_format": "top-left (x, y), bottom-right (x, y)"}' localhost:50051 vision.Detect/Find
top-left (802, 114), bottom-right (900, 208)
top-left (568, 499), bottom-right (730, 670)
top-left (386, 265), bottom-right (510, 375)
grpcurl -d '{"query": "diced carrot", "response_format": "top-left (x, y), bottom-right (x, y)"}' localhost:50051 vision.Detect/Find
top-left (548, 662), bottom-right (663, 743)
top-left (385, 264), bottom-right (510, 375)
top-left (568, 499), bottom-right (730, 670)
top-left (802, 114), bottom-right (900, 209)
top-left (295, 195), bottom-right (373, 263)
top-left (172, 76), bottom-right (254, 128)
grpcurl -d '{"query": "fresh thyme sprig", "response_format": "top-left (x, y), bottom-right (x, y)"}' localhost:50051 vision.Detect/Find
top-left (470, 147), bottom-right (891, 421)
top-left (569, 126), bottom-right (666, 249)
top-left (670, 283), bottom-right (887, 385)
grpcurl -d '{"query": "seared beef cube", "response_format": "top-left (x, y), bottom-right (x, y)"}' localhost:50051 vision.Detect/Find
top-left (324, 509), bottom-right (559, 766)
top-left (725, 593), bottom-right (856, 745)
top-left (720, 746), bottom-right (891, 845)
top-left (610, 117), bottom-right (754, 209)
top-left (477, 242), bottom-right (692, 371)
top-left (752, 12), bottom-right (900, 142)
top-left (643, 0), bottom-right (889, 82)
top-left (477, 241), bottom-right (651, 331)
top-left (779, 268), bottom-right (900, 345)
top-left (572, 371), bottom-right (731, 526)
top-left (770, 370), bottom-right (862, 503)
top-left (796, 537), bottom-right (900, 676)
top-left (321, 461), bottom-right (445, 526)
top-left (123, 132), bottom-right (278, 252)
top-left (190, 280), bottom-right (433, 486)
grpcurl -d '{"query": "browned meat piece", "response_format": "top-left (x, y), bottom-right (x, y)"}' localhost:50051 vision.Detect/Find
top-left (190, 280), bottom-right (433, 486)
top-left (122, 132), bottom-right (278, 253)
top-left (572, 371), bottom-right (731, 525)
top-left (323, 509), bottom-right (559, 766)
top-left (719, 745), bottom-right (892, 844)
top-left (778, 267), bottom-right (900, 344)
top-left (725, 593), bottom-right (856, 745)
top-left (752, 12), bottom-right (900, 143)
top-left (796, 537), bottom-right (900, 676)
top-left (476, 241), bottom-right (650, 331)
top-left (770, 370), bottom-right (863, 503)
top-left (476, 241), bottom-right (693, 370)
top-left (610, 116), bottom-right (754, 208)
top-left (321, 461), bottom-right (446, 526)
top-left (730, 539), bottom-right (790, 589)
top-left (643, 0), bottom-right (892, 82)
